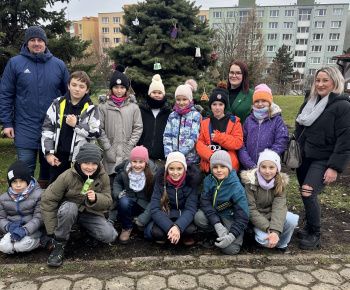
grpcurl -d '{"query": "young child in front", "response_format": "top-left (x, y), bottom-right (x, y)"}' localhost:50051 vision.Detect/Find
top-left (196, 82), bottom-right (243, 173)
top-left (238, 84), bottom-right (289, 170)
top-left (0, 161), bottom-right (43, 254)
top-left (42, 71), bottom-right (100, 185)
top-left (144, 152), bottom-right (201, 245)
top-left (240, 149), bottom-right (299, 253)
top-left (113, 146), bottom-right (157, 244)
top-left (40, 143), bottom-right (117, 267)
top-left (194, 150), bottom-right (249, 255)
top-left (163, 79), bottom-right (201, 165)
top-left (98, 64), bottom-right (143, 183)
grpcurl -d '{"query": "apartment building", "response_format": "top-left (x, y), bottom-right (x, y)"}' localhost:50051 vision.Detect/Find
top-left (69, 17), bottom-right (99, 53)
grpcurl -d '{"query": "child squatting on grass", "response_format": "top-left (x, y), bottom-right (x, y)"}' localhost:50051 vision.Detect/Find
top-left (241, 149), bottom-right (299, 254)
top-left (0, 161), bottom-right (44, 254)
top-left (194, 150), bottom-right (249, 255)
top-left (40, 143), bottom-right (118, 267)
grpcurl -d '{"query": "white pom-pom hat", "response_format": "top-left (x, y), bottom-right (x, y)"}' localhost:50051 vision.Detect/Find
top-left (148, 74), bottom-right (165, 96)
top-left (174, 79), bottom-right (198, 102)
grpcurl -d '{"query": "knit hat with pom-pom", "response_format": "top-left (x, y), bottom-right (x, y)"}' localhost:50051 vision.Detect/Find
top-left (253, 84), bottom-right (273, 104)
top-left (148, 74), bottom-right (165, 96)
top-left (174, 79), bottom-right (197, 102)
top-left (209, 81), bottom-right (228, 109)
top-left (109, 64), bottom-right (130, 91)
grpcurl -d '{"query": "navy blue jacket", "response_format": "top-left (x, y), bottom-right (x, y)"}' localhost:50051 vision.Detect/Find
top-left (0, 45), bottom-right (69, 149)
top-left (150, 165), bottom-right (201, 234)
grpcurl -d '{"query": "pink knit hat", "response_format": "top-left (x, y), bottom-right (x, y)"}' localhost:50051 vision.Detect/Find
top-left (174, 79), bottom-right (197, 102)
top-left (253, 84), bottom-right (273, 104)
top-left (130, 146), bottom-right (149, 164)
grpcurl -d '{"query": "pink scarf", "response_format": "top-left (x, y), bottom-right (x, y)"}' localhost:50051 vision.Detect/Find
top-left (167, 172), bottom-right (186, 188)
top-left (110, 95), bottom-right (126, 108)
top-left (173, 101), bottom-right (194, 115)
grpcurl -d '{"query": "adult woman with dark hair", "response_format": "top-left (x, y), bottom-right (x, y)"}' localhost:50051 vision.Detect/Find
top-left (226, 60), bottom-right (254, 124)
top-left (294, 66), bottom-right (350, 250)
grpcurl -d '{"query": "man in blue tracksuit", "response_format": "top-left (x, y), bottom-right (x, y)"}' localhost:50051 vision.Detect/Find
top-left (0, 26), bottom-right (69, 188)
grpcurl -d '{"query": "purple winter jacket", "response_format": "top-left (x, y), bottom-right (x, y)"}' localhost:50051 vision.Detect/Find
top-left (238, 105), bottom-right (289, 170)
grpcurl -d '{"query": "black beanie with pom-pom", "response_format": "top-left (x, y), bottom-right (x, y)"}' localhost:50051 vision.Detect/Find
top-left (109, 64), bottom-right (129, 91)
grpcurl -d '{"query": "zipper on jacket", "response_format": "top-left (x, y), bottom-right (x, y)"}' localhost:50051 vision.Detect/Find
top-left (175, 188), bottom-right (179, 210)
top-left (177, 115), bottom-right (182, 150)
top-left (212, 177), bottom-right (225, 207)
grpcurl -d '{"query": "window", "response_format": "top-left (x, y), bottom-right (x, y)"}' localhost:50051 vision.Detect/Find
top-left (311, 45), bottom-right (322, 52)
top-left (328, 45), bottom-right (338, 52)
top-left (268, 34), bottom-right (277, 40)
top-left (212, 23), bottom-right (221, 29)
top-left (227, 11), bottom-right (235, 18)
top-left (113, 17), bottom-right (120, 23)
top-left (333, 8), bottom-right (343, 15)
top-left (315, 21), bottom-right (325, 28)
top-left (309, 69), bottom-right (317, 75)
top-left (255, 22), bottom-right (263, 29)
top-left (299, 9), bottom-right (311, 21)
top-left (253, 34), bottom-right (261, 40)
top-left (283, 34), bottom-right (293, 40)
top-left (284, 22), bottom-right (293, 29)
top-left (198, 15), bottom-right (206, 22)
top-left (316, 9), bottom-right (326, 16)
top-left (114, 27), bottom-right (120, 34)
top-left (286, 46), bottom-right (292, 52)
top-left (113, 38), bottom-right (121, 44)
top-left (294, 62), bottom-right (305, 68)
top-left (78, 34), bottom-right (82, 39)
top-left (226, 34), bottom-right (234, 41)
top-left (239, 11), bottom-right (248, 23)
top-left (102, 47), bottom-right (108, 53)
top-left (102, 27), bottom-right (109, 33)
top-left (256, 10), bottom-right (264, 17)
top-left (295, 50), bottom-right (306, 56)
top-left (266, 45), bottom-right (275, 52)
top-left (267, 57), bottom-right (274, 63)
top-left (331, 21), bottom-right (341, 28)
top-left (285, 10), bottom-right (294, 17)
top-left (78, 24), bottom-right (82, 30)
top-left (296, 39), bottom-right (308, 45)
top-left (102, 17), bottom-right (109, 23)
top-left (226, 23), bottom-right (234, 30)
top-left (213, 12), bottom-right (222, 18)
top-left (310, 57), bottom-right (320, 64)
top-left (103, 38), bottom-right (110, 43)
top-left (329, 33), bottom-right (340, 40)
top-left (213, 34), bottom-right (220, 41)
top-left (270, 10), bottom-right (279, 17)
top-left (297, 27), bottom-right (309, 33)
top-left (327, 57), bottom-right (337, 64)
top-left (313, 33), bottom-right (323, 40)
top-left (269, 22), bottom-right (278, 29)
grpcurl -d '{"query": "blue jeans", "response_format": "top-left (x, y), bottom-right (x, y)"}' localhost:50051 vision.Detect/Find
top-left (117, 196), bottom-right (144, 230)
top-left (254, 212), bottom-right (299, 249)
top-left (17, 147), bottom-right (50, 180)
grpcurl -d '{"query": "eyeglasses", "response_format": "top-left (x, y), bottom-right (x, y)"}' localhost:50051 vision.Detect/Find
top-left (229, 71), bottom-right (243, 76)
top-left (208, 145), bottom-right (222, 152)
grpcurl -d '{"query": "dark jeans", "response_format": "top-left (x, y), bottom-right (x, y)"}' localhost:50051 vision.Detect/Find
top-left (296, 158), bottom-right (328, 229)
top-left (117, 196), bottom-right (144, 230)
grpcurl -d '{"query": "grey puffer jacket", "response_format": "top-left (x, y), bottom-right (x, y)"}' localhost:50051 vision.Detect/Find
top-left (0, 178), bottom-right (44, 235)
top-left (240, 169), bottom-right (289, 234)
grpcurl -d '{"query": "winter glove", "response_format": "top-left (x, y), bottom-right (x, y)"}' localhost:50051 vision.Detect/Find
top-left (214, 223), bottom-right (229, 238)
top-left (7, 221), bottom-right (23, 234)
top-left (215, 233), bottom-right (236, 249)
top-left (11, 227), bottom-right (26, 242)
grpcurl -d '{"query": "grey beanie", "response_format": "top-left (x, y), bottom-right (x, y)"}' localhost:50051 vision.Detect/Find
top-left (76, 143), bottom-right (102, 164)
top-left (210, 150), bottom-right (232, 172)
top-left (25, 26), bottom-right (47, 45)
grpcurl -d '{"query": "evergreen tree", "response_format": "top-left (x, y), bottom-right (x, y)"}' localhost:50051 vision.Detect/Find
top-left (108, 0), bottom-right (216, 107)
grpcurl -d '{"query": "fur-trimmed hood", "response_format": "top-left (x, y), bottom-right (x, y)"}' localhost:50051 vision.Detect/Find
top-left (155, 164), bottom-right (202, 187)
top-left (240, 168), bottom-right (289, 186)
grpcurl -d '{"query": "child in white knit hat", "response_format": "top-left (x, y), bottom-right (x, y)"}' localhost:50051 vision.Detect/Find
top-left (163, 79), bottom-right (201, 164)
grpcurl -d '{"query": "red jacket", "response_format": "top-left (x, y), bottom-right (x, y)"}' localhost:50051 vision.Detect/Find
top-left (196, 115), bottom-right (243, 172)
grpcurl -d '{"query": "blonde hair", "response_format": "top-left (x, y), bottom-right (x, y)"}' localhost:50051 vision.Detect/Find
top-left (309, 66), bottom-right (344, 100)
top-left (273, 172), bottom-right (285, 196)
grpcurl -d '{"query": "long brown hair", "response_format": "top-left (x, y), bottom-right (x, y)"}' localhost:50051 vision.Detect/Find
top-left (273, 172), bottom-right (285, 196)
top-left (160, 172), bottom-right (170, 215)
top-left (227, 60), bottom-right (250, 95)
top-left (127, 164), bottom-right (155, 199)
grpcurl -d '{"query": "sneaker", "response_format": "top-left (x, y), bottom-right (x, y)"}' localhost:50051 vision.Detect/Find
top-left (81, 228), bottom-right (98, 247)
top-left (202, 236), bottom-right (216, 249)
top-left (119, 228), bottom-right (133, 244)
top-left (299, 233), bottom-right (321, 250)
top-left (47, 240), bottom-right (67, 267)
top-left (276, 246), bottom-right (291, 254)
top-left (39, 234), bottom-right (54, 250)
top-left (182, 237), bottom-right (195, 246)
top-left (296, 224), bottom-right (310, 239)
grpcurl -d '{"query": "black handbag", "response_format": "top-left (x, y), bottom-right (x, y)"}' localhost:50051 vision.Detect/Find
top-left (282, 128), bottom-right (306, 169)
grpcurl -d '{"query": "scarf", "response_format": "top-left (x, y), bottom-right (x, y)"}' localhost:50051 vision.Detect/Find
top-left (173, 101), bottom-right (194, 115)
top-left (256, 170), bottom-right (275, 190)
top-left (252, 103), bottom-right (275, 120)
top-left (110, 95), bottom-right (126, 108)
top-left (167, 172), bottom-right (186, 189)
top-left (126, 163), bottom-right (146, 192)
top-left (8, 178), bottom-right (35, 203)
top-left (146, 94), bottom-right (167, 109)
top-left (296, 94), bottom-right (329, 126)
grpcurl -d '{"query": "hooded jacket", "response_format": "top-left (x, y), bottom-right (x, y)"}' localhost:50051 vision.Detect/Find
top-left (238, 104), bottom-right (289, 170)
top-left (0, 178), bottom-right (44, 236)
top-left (150, 165), bottom-right (201, 234)
top-left (200, 170), bottom-right (249, 238)
top-left (40, 162), bottom-right (111, 235)
top-left (41, 92), bottom-right (100, 162)
top-left (0, 45), bottom-right (69, 149)
top-left (294, 92), bottom-right (350, 173)
top-left (240, 169), bottom-right (289, 234)
top-left (98, 96), bottom-right (143, 175)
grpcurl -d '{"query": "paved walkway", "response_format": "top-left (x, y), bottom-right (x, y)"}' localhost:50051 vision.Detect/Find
top-left (1, 254), bottom-right (350, 289)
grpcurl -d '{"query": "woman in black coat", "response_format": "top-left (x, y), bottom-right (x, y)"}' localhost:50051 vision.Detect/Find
top-left (294, 66), bottom-right (350, 250)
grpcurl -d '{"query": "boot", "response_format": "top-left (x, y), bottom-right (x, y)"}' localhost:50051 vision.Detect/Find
top-left (296, 224), bottom-right (310, 239)
top-left (47, 239), bottom-right (67, 267)
top-left (37, 179), bottom-right (49, 189)
top-left (119, 228), bottom-right (133, 244)
top-left (299, 227), bottom-right (321, 250)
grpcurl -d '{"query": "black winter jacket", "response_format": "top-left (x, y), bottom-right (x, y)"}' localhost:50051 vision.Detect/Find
top-left (138, 101), bottom-right (172, 159)
top-left (294, 92), bottom-right (350, 173)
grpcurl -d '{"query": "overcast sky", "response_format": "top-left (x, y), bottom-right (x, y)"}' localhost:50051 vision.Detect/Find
top-left (48, 0), bottom-right (350, 20)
